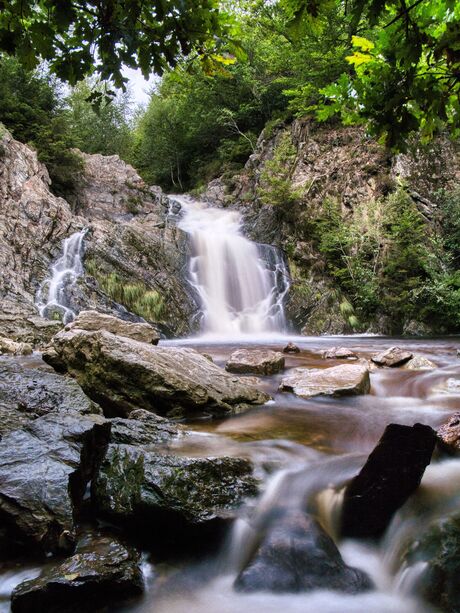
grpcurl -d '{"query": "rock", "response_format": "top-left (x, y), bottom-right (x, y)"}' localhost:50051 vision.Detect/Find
top-left (52, 329), bottom-right (269, 418)
top-left (65, 310), bottom-right (160, 344)
top-left (0, 413), bottom-right (110, 554)
top-left (226, 349), bottom-right (285, 375)
top-left (403, 514), bottom-right (460, 613)
top-left (431, 378), bottom-right (460, 395)
top-left (0, 336), bottom-right (33, 355)
top-left (93, 417), bottom-right (259, 547)
top-left (282, 342), bottom-right (300, 354)
top-left (279, 364), bottom-right (370, 398)
top-left (234, 509), bottom-right (372, 594)
top-left (341, 423), bottom-right (436, 539)
top-left (11, 533), bottom-right (143, 613)
top-left (371, 346), bottom-right (413, 367)
top-left (437, 412), bottom-right (460, 454)
top-left (402, 355), bottom-right (437, 370)
top-left (322, 346), bottom-right (358, 360)
top-left (0, 361), bottom-right (101, 438)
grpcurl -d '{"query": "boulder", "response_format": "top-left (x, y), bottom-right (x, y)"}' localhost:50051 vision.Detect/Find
top-left (0, 336), bottom-right (33, 355)
top-left (65, 310), bottom-right (160, 344)
top-left (282, 342), bottom-right (300, 354)
top-left (322, 346), bottom-right (357, 360)
top-left (341, 423), bottom-right (436, 539)
top-left (279, 364), bottom-right (370, 398)
top-left (0, 413), bottom-right (110, 554)
top-left (11, 533), bottom-right (143, 613)
top-left (371, 347), bottom-right (413, 367)
top-left (226, 349), bottom-right (285, 375)
top-left (437, 412), bottom-right (460, 454)
top-left (92, 417), bottom-right (259, 547)
top-left (402, 355), bottom-right (437, 370)
top-left (51, 329), bottom-right (269, 418)
top-left (0, 362), bottom-right (101, 438)
top-left (234, 510), bottom-right (372, 594)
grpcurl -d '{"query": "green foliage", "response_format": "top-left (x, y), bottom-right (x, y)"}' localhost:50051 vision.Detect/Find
top-left (85, 262), bottom-right (164, 322)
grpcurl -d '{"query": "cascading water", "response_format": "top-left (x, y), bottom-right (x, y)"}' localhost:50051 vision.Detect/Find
top-left (36, 228), bottom-right (87, 324)
top-left (172, 195), bottom-right (289, 337)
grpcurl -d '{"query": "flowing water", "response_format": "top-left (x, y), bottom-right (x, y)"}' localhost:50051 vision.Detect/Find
top-left (172, 195), bottom-right (289, 338)
top-left (36, 228), bottom-right (87, 324)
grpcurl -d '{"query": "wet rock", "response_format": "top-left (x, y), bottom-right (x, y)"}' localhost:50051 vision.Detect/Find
top-left (437, 412), bottom-right (460, 454)
top-left (279, 364), bottom-right (370, 398)
top-left (11, 533), bottom-right (143, 613)
top-left (402, 355), bottom-right (437, 370)
top-left (371, 347), bottom-right (413, 367)
top-left (283, 342), bottom-right (300, 354)
top-left (52, 329), bottom-right (269, 418)
top-left (226, 349), bottom-right (285, 375)
top-left (341, 423), bottom-right (436, 539)
top-left (403, 514), bottom-right (460, 613)
top-left (93, 417), bottom-right (259, 548)
top-left (65, 310), bottom-right (160, 344)
top-left (0, 413), bottom-right (110, 554)
top-left (322, 346), bottom-right (357, 360)
top-left (0, 337), bottom-right (33, 355)
top-left (234, 510), bottom-right (372, 594)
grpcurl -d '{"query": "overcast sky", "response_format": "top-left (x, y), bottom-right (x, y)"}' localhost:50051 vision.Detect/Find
top-left (123, 67), bottom-right (158, 106)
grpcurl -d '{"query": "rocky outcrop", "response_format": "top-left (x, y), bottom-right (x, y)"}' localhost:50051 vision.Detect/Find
top-left (279, 364), bottom-right (370, 398)
top-left (341, 423), bottom-right (436, 539)
top-left (371, 347), bottom-right (413, 367)
top-left (234, 509), bottom-right (372, 594)
top-left (226, 349), bottom-right (285, 375)
top-left (51, 328), bottom-right (269, 418)
top-left (0, 337), bottom-right (32, 355)
top-left (64, 310), bottom-right (160, 344)
top-left (11, 533), bottom-right (143, 613)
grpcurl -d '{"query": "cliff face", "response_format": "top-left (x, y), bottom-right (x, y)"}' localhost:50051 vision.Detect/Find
top-left (0, 127), bottom-right (198, 345)
top-left (204, 120), bottom-right (460, 334)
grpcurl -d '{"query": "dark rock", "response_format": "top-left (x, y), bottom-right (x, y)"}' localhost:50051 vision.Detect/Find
top-left (51, 329), bottom-right (269, 418)
top-left (371, 347), bottom-right (413, 367)
top-left (437, 412), bottom-right (460, 454)
top-left (226, 349), bottom-right (285, 375)
top-left (341, 423), bottom-right (436, 539)
top-left (282, 342), bottom-right (300, 354)
top-left (92, 417), bottom-right (259, 549)
top-left (11, 533), bottom-right (143, 613)
top-left (235, 509), bottom-right (372, 593)
top-left (0, 413), bottom-right (110, 554)
top-left (322, 346), bottom-right (358, 360)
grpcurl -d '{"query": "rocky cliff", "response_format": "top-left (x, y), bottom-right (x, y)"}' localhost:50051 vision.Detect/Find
top-left (0, 126), bottom-right (198, 345)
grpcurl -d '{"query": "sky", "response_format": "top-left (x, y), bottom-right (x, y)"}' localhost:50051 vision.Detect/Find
top-left (123, 67), bottom-right (158, 106)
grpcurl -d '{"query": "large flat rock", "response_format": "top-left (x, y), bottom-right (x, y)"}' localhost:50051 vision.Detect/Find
top-left (64, 310), bottom-right (160, 344)
top-left (52, 329), bottom-right (269, 418)
top-left (279, 364), bottom-right (370, 398)
top-left (226, 349), bottom-right (285, 375)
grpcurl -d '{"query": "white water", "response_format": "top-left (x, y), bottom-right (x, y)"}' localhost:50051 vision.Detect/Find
top-left (36, 229), bottom-right (87, 324)
top-left (173, 195), bottom-right (289, 338)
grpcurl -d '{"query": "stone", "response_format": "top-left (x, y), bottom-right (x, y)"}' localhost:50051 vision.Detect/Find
top-left (0, 336), bottom-right (33, 355)
top-left (65, 310), bottom-right (160, 344)
top-left (402, 355), bottom-right (437, 370)
top-left (431, 378), bottom-right (460, 395)
top-left (371, 346), bottom-right (413, 367)
top-left (226, 349), bottom-right (285, 375)
top-left (282, 342), bottom-right (300, 354)
top-left (437, 412), bottom-right (460, 454)
top-left (11, 533), bottom-right (143, 613)
top-left (279, 364), bottom-right (370, 398)
top-left (92, 417), bottom-right (259, 547)
top-left (0, 413), bottom-right (110, 554)
top-left (234, 509), bottom-right (372, 594)
top-left (52, 329), bottom-right (269, 418)
top-left (341, 423), bottom-right (436, 539)
top-left (322, 346), bottom-right (357, 360)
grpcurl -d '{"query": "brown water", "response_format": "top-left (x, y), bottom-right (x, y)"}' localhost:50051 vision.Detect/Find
top-left (2, 335), bottom-right (460, 613)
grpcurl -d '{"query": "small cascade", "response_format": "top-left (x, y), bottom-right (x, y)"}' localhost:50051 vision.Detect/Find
top-left (36, 228), bottom-right (88, 324)
top-left (172, 195), bottom-right (289, 337)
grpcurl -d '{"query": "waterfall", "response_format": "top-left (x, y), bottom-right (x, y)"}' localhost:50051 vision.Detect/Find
top-left (36, 229), bottom-right (87, 324)
top-left (173, 195), bottom-right (289, 337)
